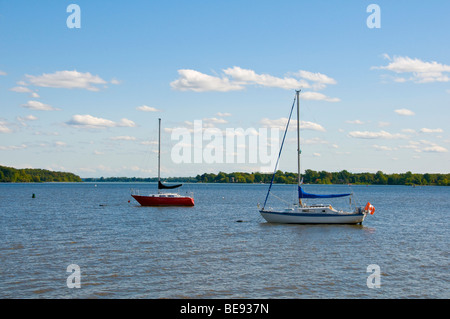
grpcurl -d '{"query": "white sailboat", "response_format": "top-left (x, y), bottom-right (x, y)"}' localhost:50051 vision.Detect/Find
top-left (259, 90), bottom-right (374, 224)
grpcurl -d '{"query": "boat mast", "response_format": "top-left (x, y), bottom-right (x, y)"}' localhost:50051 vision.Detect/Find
top-left (296, 90), bottom-right (303, 207)
top-left (158, 118), bottom-right (161, 194)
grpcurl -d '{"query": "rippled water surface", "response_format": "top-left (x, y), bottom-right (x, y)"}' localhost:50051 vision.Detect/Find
top-left (0, 183), bottom-right (448, 298)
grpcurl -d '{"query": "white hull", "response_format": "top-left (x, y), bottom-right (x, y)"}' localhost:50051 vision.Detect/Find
top-left (258, 92), bottom-right (372, 225)
top-left (259, 206), bottom-right (366, 224)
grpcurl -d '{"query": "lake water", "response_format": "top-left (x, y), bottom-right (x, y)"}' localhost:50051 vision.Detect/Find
top-left (0, 183), bottom-right (448, 299)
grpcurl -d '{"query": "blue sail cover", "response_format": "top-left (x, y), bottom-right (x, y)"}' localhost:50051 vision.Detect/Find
top-left (299, 186), bottom-right (351, 199)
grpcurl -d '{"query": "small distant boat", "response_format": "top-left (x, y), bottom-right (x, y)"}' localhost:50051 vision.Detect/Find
top-left (131, 118), bottom-right (194, 206)
top-left (259, 90), bottom-right (373, 224)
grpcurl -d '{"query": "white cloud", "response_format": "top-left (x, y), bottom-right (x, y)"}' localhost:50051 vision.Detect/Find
top-left (301, 91), bottom-right (340, 102)
top-left (423, 145), bottom-right (448, 153)
top-left (348, 130), bottom-right (407, 139)
top-left (110, 136), bottom-right (137, 141)
top-left (136, 105), bottom-right (161, 112)
top-left (17, 115), bottom-right (38, 126)
top-left (346, 120), bottom-right (364, 125)
top-left (373, 55), bottom-right (450, 83)
top-left (393, 77), bottom-right (407, 83)
top-left (224, 127), bottom-right (259, 137)
top-left (10, 86), bottom-right (33, 93)
top-left (140, 140), bottom-right (158, 145)
top-left (203, 117), bottom-right (228, 125)
top-left (295, 70), bottom-right (337, 90)
top-left (296, 70), bottom-right (336, 84)
top-left (217, 112), bottom-right (232, 117)
top-left (21, 100), bottom-right (60, 111)
top-left (414, 140), bottom-right (447, 153)
top-left (170, 67), bottom-right (339, 101)
top-left (19, 115), bottom-right (38, 121)
top-left (260, 117), bottom-right (326, 132)
top-left (54, 141), bottom-right (67, 147)
top-left (399, 141), bottom-right (420, 150)
top-left (10, 86), bottom-right (40, 98)
top-left (223, 66), bottom-right (308, 90)
top-left (167, 118), bottom-right (229, 132)
top-left (66, 115), bottom-right (136, 129)
top-left (0, 120), bottom-right (13, 133)
top-left (0, 144), bottom-right (27, 150)
top-left (419, 128), bottom-right (443, 133)
top-left (301, 120), bottom-right (327, 132)
top-left (170, 69), bottom-right (244, 92)
top-left (395, 108), bottom-right (415, 116)
top-left (25, 70), bottom-right (107, 91)
top-left (373, 145), bottom-right (394, 151)
top-left (117, 118), bottom-right (136, 127)
top-left (0, 70), bottom-right (7, 76)
top-left (398, 140), bottom-right (448, 153)
top-left (260, 117), bottom-right (293, 130)
top-left (303, 137), bottom-right (329, 145)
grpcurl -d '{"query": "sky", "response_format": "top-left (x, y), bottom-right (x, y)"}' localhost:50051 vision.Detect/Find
top-left (0, 0), bottom-right (449, 178)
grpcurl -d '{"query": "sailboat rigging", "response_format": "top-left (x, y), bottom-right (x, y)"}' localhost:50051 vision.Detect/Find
top-left (131, 118), bottom-right (194, 206)
top-left (259, 90), bottom-right (373, 224)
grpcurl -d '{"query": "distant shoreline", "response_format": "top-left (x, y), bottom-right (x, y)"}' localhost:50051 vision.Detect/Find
top-left (82, 170), bottom-right (449, 186)
top-left (0, 165), bottom-right (82, 183)
top-left (1, 165), bottom-right (448, 186)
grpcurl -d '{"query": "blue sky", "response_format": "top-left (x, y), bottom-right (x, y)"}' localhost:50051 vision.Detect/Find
top-left (1, 0), bottom-right (449, 178)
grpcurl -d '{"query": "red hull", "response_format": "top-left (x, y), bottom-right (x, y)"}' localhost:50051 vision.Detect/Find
top-left (132, 195), bottom-right (194, 206)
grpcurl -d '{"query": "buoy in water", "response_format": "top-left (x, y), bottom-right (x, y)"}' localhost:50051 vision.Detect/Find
top-left (32, 193), bottom-right (35, 198)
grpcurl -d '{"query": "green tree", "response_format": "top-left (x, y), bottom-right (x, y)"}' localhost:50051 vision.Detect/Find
top-left (375, 171), bottom-right (388, 185)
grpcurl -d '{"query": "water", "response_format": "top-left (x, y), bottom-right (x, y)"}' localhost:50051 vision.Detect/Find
top-left (0, 183), bottom-right (448, 299)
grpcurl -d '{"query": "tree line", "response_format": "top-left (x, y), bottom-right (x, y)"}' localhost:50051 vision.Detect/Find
top-left (6, 163), bottom-right (446, 186)
top-left (82, 176), bottom-right (197, 183)
top-left (0, 165), bottom-right (82, 183)
top-left (89, 170), bottom-right (450, 186)
top-left (195, 170), bottom-right (450, 186)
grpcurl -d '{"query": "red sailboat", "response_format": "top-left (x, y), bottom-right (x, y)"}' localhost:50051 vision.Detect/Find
top-left (131, 118), bottom-right (194, 206)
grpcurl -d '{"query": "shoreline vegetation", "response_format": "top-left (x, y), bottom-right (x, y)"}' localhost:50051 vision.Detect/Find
top-left (0, 165), bottom-right (82, 183)
top-left (86, 169), bottom-right (449, 186)
top-left (1, 165), bottom-right (448, 186)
